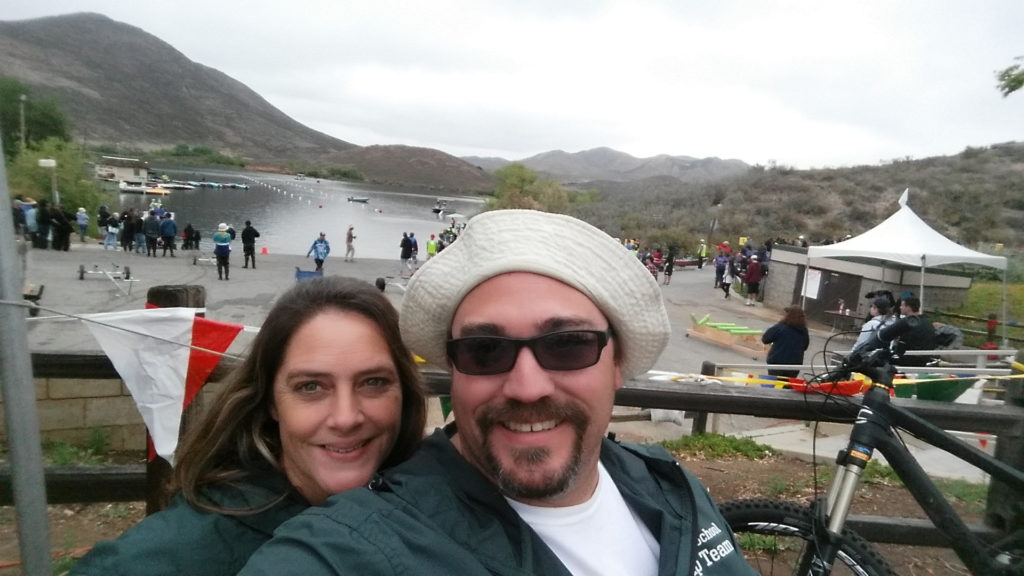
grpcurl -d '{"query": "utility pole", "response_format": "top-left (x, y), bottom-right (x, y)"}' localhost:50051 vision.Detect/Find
top-left (38, 158), bottom-right (58, 205)
top-left (19, 94), bottom-right (27, 150)
top-left (0, 120), bottom-right (52, 576)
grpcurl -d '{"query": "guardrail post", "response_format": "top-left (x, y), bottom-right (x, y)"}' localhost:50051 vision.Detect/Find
top-left (145, 285), bottom-right (205, 515)
top-left (985, 361), bottom-right (1024, 531)
top-left (691, 361), bottom-right (717, 434)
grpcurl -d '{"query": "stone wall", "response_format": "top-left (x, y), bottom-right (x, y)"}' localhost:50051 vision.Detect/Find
top-left (1, 377), bottom-right (226, 450)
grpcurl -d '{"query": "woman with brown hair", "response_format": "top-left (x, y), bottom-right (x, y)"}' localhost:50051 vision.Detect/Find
top-left (761, 305), bottom-right (810, 378)
top-left (73, 276), bottom-right (427, 575)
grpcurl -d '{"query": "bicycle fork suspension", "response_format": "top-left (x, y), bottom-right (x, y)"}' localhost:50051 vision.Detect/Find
top-left (800, 387), bottom-right (892, 575)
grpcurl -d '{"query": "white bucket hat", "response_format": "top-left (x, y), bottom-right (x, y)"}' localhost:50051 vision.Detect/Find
top-left (400, 209), bottom-right (670, 379)
top-left (217, 223), bottom-right (228, 232)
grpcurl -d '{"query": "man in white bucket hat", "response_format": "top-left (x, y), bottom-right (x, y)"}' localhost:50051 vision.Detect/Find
top-left (242, 210), bottom-right (753, 575)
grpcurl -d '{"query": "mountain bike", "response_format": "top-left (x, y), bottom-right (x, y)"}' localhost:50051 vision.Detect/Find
top-left (719, 347), bottom-right (1024, 575)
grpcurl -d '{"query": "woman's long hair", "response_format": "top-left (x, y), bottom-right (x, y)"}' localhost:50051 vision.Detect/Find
top-left (173, 276), bottom-right (427, 514)
top-left (780, 305), bottom-right (807, 329)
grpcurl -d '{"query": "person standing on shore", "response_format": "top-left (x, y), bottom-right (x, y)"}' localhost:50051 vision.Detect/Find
top-left (408, 232), bottom-right (419, 271)
top-left (120, 209), bottom-right (136, 252)
top-left (307, 232), bottom-right (330, 272)
top-left (345, 225), bottom-right (356, 262)
top-left (76, 208), bottom-right (89, 243)
top-left (144, 210), bottom-right (161, 257)
top-left (213, 223), bottom-right (234, 280)
top-left (104, 212), bottom-right (121, 251)
top-left (241, 220), bottom-right (261, 269)
top-left (426, 234), bottom-right (438, 259)
top-left (397, 232), bottom-right (413, 277)
top-left (51, 204), bottom-right (74, 251)
top-left (133, 212), bottom-right (146, 254)
top-left (182, 223), bottom-right (195, 250)
top-left (160, 213), bottom-right (178, 257)
top-left (24, 201), bottom-right (38, 246)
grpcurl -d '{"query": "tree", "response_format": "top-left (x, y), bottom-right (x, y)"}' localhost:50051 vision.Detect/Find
top-left (996, 56), bottom-right (1024, 97)
top-left (6, 138), bottom-right (111, 231)
top-left (487, 163), bottom-right (592, 214)
top-left (0, 77), bottom-right (71, 161)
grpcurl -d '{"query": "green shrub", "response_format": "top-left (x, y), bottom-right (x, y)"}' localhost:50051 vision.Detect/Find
top-left (660, 433), bottom-right (776, 459)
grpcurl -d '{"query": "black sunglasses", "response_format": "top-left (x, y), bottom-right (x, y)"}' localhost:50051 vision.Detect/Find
top-left (446, 329), bottom-right (613, 376)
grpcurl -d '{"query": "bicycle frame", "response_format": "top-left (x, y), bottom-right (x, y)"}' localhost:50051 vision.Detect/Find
top-left (808, 368), bottom-right (1024, 575)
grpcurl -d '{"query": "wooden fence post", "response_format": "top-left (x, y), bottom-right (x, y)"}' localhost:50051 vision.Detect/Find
top-left (144, 285), bottom-right (205, 515)
top-left (985, 358), bottom-right (1024, 531)
top-left (691, 361), bottom-right (718, 435)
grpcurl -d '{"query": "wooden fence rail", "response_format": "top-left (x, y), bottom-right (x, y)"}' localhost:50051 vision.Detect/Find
top-left (2, 352), bottom-right (1022, 549)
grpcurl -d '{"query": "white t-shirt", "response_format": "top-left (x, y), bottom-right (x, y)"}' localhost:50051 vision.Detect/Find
top-left (505, 462), bottom-right (660, 576)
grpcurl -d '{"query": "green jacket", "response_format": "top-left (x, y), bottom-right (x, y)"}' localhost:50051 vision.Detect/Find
top-left (72, 469), bottom-right (307, 576)
top-left (241, 427), bottom-right (754, 576)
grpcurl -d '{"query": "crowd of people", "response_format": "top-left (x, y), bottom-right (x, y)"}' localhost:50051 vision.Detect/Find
top-left (10, 196), bottom-right (214, 258)
top-left (393, 219), bottom-right (465, 278)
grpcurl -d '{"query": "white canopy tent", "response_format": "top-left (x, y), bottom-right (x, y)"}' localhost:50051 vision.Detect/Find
top-left (804, 189), bottom-right (1008, 343)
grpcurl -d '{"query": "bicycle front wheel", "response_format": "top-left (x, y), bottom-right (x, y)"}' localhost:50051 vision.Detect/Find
top-left (720, 499), bottom-right (894, 576)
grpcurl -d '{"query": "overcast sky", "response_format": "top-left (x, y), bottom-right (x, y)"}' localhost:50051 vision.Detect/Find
top-left (6, 1), bottom-right (1024, 168)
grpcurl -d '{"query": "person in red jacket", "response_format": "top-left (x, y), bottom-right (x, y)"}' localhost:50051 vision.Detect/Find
top-left (741, 254), bottom-right (763, 306)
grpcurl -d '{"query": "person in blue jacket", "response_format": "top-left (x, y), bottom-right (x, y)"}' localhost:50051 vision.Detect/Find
top-left (761, 305), bottom-right (810, 378)
top-left (241, 210), bottom-right (755, 576)
top-left (72, 276), bottom-right (427, 575)
top-left (306, 231), bottom-right (331, 272)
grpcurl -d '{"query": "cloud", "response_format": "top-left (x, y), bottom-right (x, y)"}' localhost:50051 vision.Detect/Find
top-left (6, 0), bottom-right (1024, 167)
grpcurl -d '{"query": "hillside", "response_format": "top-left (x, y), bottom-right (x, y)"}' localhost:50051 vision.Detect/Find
top-left (0, 13), bottom-right (494, 191)
top-left (463, 147), bottom-right (748, 184)
top-left (573, 142), bottom-right (1024, 252)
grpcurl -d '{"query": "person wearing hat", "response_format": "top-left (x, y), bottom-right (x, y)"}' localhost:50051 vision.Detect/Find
top-left (306, 232), bottom-right (331, 272)
top-left (740, 253), bottom-right (763, 306)
top-left (213, 223), bottom-right (234, 280)
top-left (697, 238), bottom-right (708, 269)
top-left (75, 207), bottom-right (89, 243)
top-left (241, 210), bottom-right (755, 576)
top-left (851, 297), bottom-right (897, 356)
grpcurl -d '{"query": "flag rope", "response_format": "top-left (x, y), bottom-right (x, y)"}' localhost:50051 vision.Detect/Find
top-left (0, 298), bottom-right (249, 360)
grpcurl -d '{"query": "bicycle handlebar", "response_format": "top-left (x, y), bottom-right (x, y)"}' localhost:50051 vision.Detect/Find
top-left (836, 346), bottom-right (897, 388)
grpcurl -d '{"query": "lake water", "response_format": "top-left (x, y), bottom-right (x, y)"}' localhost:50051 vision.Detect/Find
top-left (112, 168), bottom-right (486, 260)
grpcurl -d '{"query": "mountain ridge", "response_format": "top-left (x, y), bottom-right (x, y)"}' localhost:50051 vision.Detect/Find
top-left (0, 13), bottom-right (495, 191)
top-left (462, 146), bottom-right (749, 183)
top-left (1, 12), bottom-right (746, 189)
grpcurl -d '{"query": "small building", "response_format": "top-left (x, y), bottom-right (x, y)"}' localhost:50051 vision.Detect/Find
top-left (95, 156), bottom-right (149, 182)
top-left (764, 244), bottom-right (974, 323)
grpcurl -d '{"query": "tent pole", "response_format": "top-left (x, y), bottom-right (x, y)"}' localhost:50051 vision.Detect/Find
top-left (1002, 270), bottom-right (1009, 348)
top-left (919, 256), bottom-right (926, 310)
top-left (800, 254), bottom-right (809, 309)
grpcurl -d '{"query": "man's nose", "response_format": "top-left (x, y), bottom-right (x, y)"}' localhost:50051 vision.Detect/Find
top-left (500, 345), bottom-right (556, 403)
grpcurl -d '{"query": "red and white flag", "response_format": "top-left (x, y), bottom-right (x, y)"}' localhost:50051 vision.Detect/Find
top-left (83, 308), bottom-right (242, 465)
